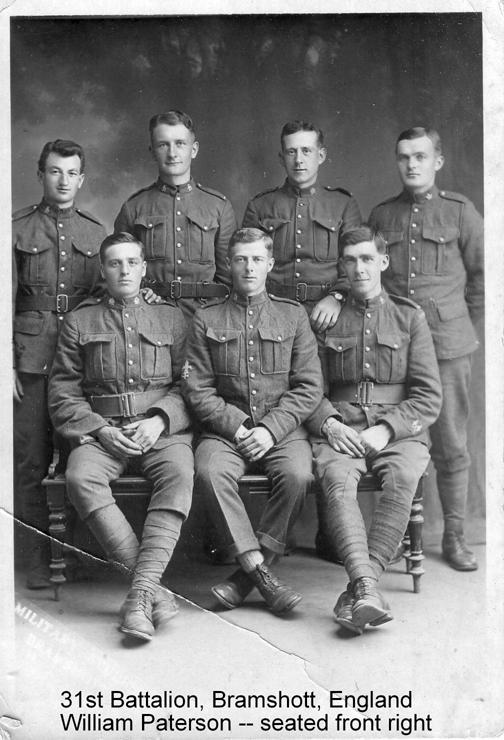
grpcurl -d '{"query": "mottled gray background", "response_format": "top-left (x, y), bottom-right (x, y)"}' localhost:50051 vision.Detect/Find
top-left (10, 13), bottom-right (485, 517)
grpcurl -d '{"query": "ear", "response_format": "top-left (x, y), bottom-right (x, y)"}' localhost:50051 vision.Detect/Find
top-left (318, 147), bottom-right (327, 165)
top-left (191, 140), bottom-right (199, 160)
top-left (225, 256), bottom-right (231, 270)
top-left (77, 173), bottom-right (85, 190)
top-left (434, 154), bottom-right (445, 172)
top-left (37, 169), bottom-right (43, 185)
top-left (141, 261), bottom-right (147, 278)
top-left (267, 256), bottom-right (275, 273)
top-left (100, 262), bottom-right (105, 279)
top-left (379, 253), bottom-right (390, 272)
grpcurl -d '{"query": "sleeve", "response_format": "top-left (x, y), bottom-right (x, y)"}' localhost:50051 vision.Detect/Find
top-left (242, 198), bottom-right (259, 229)
top-left (214, 199), bottom-right (236, 288)
top-left (459, 200), bottom-right (484, 325)
top-left (341, 195), bottom-right (362, 233)
top-left (147, 309), bottom-right (191, 434)
top-left (181, 310), bottom-right (249, 440)
top-left (303, 330), bottom-right (344, 435)
top-left (114, 200), bottom-right (134, 235)
top-left (375, 310), bottom-right (443, 441)
top-left (48, 315), bottom-right (110, 442)
top-left (258, 308), bottom-right (324, 442)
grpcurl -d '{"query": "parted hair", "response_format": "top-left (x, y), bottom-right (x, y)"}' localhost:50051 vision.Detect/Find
top-left (228, 227), bottom-right (273, 256)
top-left (100, 232), bottom-right (145, 262)
top-left (396, 126), bottom-right (442, 154)
top-left (149, 110), bottom-right (196, 137)
top-left (37, 140), bottom-right (85, 173)
top-left (280, 120), bottom-right (325, 149)
top-left (340, 224), bottom-right (387, 255)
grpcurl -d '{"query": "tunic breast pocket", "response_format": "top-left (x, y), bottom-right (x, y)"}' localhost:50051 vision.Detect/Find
top-left (71, 238), bottom-right (100, 288)
top-left (80, 333), bottom-right (117, 382)
top-left (376, 331), bottom-right (408, 383)
top-left (311, 216), bottom-right (342, 262)
top-left (324, 336), bottom-right (357, 383)
top-left (186, 211), bottom-right (218, 264)
top-left (421, 226), bottom-right (459, 275)
top-left (259, 218), bottom-right (291, 261)
top-left (134, 217), bottom-right (167, 260)
top-left (381, 231), bottom-right (406, 277)
top-left (15, 240), bottom-right (52, 286)
top-left (206, 327), bottom-right (241, 376)
top-left (139, 330), bottom-right (173, 380)
top-left (258, 327), bottom-right (294, 375)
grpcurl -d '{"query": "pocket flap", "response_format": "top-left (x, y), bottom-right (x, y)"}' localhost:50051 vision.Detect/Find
top-left (14, 312), bottom-right (44, 335)
top-left (376, 331), bottom-right (407, 349)
top-left (15, 235), bottom-right (52, 255)
top-left (422, 225), bottom-right (459, 243)
top-left (80, 332), bottom-right (115, 345)
top-left (258, 327), bottom-right (295, 342)
top-left (311, 214), bottom-right (341, 232)
top-left (260, 217), bottom-right (290, 233)
top-left (139, 330), bottom-right (174, 347)
top-left (436, 297), bottom-right (468, 321)
top-left (186, 209), bottom-right (219, 231)
top-left (381, 230), bottom-right (404, 247)
top-left (206, 327), bottom-right (241, 343)
top-left (325, 336), bottom-right (356, 352)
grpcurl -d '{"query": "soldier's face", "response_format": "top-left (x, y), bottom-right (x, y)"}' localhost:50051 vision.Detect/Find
top-left (340, 241), bottom-right (389, 301)
top-left (150, 123), bottom-right (199, 185)
top-left (38, 153), bottom-right (84, 208)
top-left (100, 242), bottom-right (146, 299)
top-left (227, 241), bottom-right (274, 296)
top-left (279, 131), bottom-right (326, 189)
top-left (396, 136), bottom-right (444, 194)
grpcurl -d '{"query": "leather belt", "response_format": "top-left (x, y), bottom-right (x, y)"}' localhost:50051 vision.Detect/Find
top-left (16, 294), bottom-right (83, 313)
top-left (268, 282), bottom-right (331, 303)
top-left (145, 280), bottom-right (229, 300)
top-left (89, 388), bottom-right (168, 417)
top-left (330, 381), bottom-right (407, 406)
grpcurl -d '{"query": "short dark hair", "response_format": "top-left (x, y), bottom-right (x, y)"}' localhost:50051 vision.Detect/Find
top-left (280, 120), bottom-right (324, 149)
top-left (340, 225), bottom-right (387, 256)
top-left (37, 140), bottom-right (85, 173)
top-left (149, 110), bottom-right (196, 138)
top-left (396, 127), bottom-right (442, 155)
top-left (100, 232), bottom-right (145, 263)
top-left (228, 227), bottom-right (273, 256)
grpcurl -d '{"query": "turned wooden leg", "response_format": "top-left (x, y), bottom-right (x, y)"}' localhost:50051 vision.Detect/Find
top-left (407, 478), bottom-right (425, 593)
top-left (46, 479), bottom-right (67, 601)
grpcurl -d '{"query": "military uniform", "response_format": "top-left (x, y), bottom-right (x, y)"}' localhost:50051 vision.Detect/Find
top-left (369, 186), bottom-right (484, 536)
top-left (13, 199), bottom-right (105, 541)
top-left (308, 290), bottom-right (442, 582)
top-left (48, 293), bottom-right (193, 522)
top-left (182, 291), bottom-right (323, 558)
top-left (242, 179), bottom-right (361, 309)
top-left (114, 178), bottom-right (236, 317)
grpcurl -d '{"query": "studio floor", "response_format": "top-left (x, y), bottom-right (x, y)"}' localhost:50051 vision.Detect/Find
top-left (3, 511), bottom-right (502, 740)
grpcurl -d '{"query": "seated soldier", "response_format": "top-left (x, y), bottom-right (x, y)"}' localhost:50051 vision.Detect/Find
top-left (48, 233), bottom-right (193, 642)
top-left (182, 227), bottom-right (323, 615)
top-left (308, 225), bottom-right (442, 634)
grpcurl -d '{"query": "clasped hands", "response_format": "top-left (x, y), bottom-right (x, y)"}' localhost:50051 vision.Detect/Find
top-left (322, 417), bottom-right (392, 457)
top-left (234, 424), bottom-right (275, 462)
top-left (97, 415), bottom-right (166, 459)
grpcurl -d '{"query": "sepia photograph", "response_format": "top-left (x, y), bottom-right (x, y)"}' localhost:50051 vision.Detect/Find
top-left (1, 1), bottom-right (503, 738)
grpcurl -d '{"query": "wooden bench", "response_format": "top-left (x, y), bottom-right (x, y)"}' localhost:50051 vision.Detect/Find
top-left (44, 471), bottom-right (425, 601)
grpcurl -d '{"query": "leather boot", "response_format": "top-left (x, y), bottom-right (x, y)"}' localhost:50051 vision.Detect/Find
top-left (119, 588), bottom-right (155, 641)
top-left (26, 541), bottom-right (51, 590)
top-left (212, 569), bottom-right (255, 609)
top-left (442, 531), bottom-right (478, 571)
top-left (119, 586), bottom-right (178, 629)
top-left (352, 577), bottom-right (393, 629)
top-left (333, 584), bottom-right (362, 635)
top-left (248, 563), bottom-right (302, 615)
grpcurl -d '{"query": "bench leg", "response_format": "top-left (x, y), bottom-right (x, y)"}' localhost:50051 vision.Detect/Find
top-left (406, 480), bottom-right (425, 593)
top-left (47, 485), bottom-right (67, 601)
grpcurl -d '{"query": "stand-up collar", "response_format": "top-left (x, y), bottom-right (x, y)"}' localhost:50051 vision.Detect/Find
top-left (282, 178), bottom-right (319, 198)
top-left (231, 290), bottom-right (269, 307)
top-left (38, 199), bottom-right (75, 218)
top-left (401, 184), bottom-right (439, 204)
top-left (156, 177), bottom-right (194, 195)
top-left (105, 292), bottom-right (143, 308)
top-left (349, 290), bottom-right (387, 311)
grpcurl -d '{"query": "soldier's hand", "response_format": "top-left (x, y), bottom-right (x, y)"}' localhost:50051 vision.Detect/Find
top-left (13, 369), bottom-right (24, 403)
top-left (141, 288), bottom-right (163, 304)
top-left (310, 295), bottom-right (342, 332)
top-left (322, 417), bottom-right (366, 457)
top-left (97, 425), bottom-right (143, 459)
top-left (121, 415), bottom-right (167, 453)
top-left (359, 424), bottom-right (392, 455)
top-left (235, 427), bottom-right (275, 461)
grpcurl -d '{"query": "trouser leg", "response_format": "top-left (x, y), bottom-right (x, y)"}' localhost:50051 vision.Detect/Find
top-left (367, 440), bottom-right (430, 576)
top-left (429, 355), bottom-right (472, 531)
top-left (132, 442), bottom-right (194, 592)
top-left (312, 441), bottom-right (372, 582)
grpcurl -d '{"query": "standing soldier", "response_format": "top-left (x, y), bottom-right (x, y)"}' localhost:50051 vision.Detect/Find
top-left (114, 110), bottom-right (236, 319)
top-left (13, 139), bottom-right (106, 588)
top-left (182, 228), bottom-right (323, 614)
top-left (369, 127), bottom-right (484, 571)
top-left (243, 120), bottom-right (361, 332)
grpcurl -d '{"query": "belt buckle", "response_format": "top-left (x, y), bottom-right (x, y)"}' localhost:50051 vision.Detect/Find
top-left (357, 381), bottom-right (374, 405)
top-left (170, 280), bottom-right (183, 300)
top-left (56, 294), bottom-right (69, 313)
top-left (120, 392), bottom-right (136, 417)
top-left (295, 283), bottom-right (308, 302)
